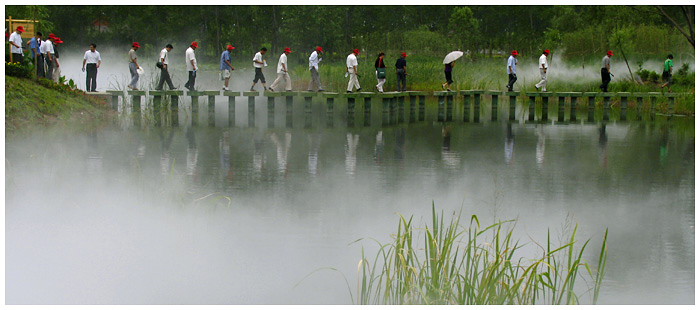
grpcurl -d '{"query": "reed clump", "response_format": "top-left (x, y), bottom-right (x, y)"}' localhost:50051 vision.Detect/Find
top-left (356, 204), bottom-right (608, 305)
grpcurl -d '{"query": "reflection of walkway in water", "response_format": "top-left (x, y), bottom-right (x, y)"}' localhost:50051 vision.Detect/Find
top-left (441, 126), bottom-right (460, 169)
top-left (270, 131), bottom-right (292, 177)
top-left (345, 133), bottom-right (360, 175)
top-left (504, 124), bottom-right (514, 166)
top-left (307, 134), bottom-right (321, 177)
top-left (535, 125), bottom-right (545, 169)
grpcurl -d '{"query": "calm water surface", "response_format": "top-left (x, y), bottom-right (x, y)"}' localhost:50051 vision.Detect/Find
top-left (5, 106), bottom-right (694, 304)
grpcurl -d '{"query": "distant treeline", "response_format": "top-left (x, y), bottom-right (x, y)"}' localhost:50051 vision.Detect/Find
top-left (5, 5), bottom-right (695, 64)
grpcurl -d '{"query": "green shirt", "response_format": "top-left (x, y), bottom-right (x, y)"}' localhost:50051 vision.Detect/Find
top-left (664, 59), bottom-right (673, 72)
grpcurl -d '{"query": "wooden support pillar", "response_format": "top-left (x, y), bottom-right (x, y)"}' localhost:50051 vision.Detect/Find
top-left (486, 90), bottom-right (500, 122)
top-left (555, 93), bottom-right (565, 122)
top-left (397, 94), bottom-right (406, 123)
top-left (600, 93), bottom-right (613, 121)
top-left (569, 93), bottom-right (581, 122)
top-left (106, 90), bottom-right (122, 110)
top-left (300, 92), bottom-right (315, 129)
top-left (346, 93), bottom-right (359, 128)
top-left (460, 90), bottom-right (472, 122)
top-left (284, 92), bottom-right (295, 128)
top-left (322, 92), bottom-right (338, 128)
top-left (584, 92), bottom-right (598, 122)
top-left (381, 96), bottom-right (391, 126)
top-left (265, 92), bottom-right (282, 128)
top-left (151, 91), bottom-right (164, 127)
top-left (506, 91), bottom-right (518, 121)
top-left (224, 91), bottom-right (240, 127)
top-left (526, 93), bottom-right (537, 122)
top-left (363, 94), bottom-right (372, 127)
top-left (649, 92), bottom-right (661, 120)
top-left (617, 92), bottom-right (631, 121)
top-left (128, 90), bottom-right (145, 127)
top-left (665, 93), bottom-right (677, 115)
top-left (472, 90), bottom-right (483, 123)
top-left (541, 92), bottom-right (552, 122)
top-left (243, 91), bottom-right (258, 127)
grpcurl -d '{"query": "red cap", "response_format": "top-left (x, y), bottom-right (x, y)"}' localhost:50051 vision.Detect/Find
top-left (54, 37), bottom-right (63, 44)
top-left (132, 42), bottom-right (140, 48)
top-left (316, 46), bottom-right (322, 52)
top-left (512, 50), bottom-right (518, 56)
top-left (353, 48), bottom-right (359, 54)
top-left (544, 49), bottom-right (550, 55)
top-left (401, 52), bottom-right (407, 57)
top-left (284, 47), bottom-right (291, 53)
top-left (48, 33), bottom-right (55, 39)
top-left (226, 44), bottom-right (235, 50)
top-left (191, 41), bottom-right (198, 48)
top-left (16, 26), bottom-right (24, 33)
top-left (607, 50), bottom-right (613, 56)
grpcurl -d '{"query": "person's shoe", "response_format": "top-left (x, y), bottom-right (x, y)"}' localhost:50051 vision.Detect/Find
top-left (535, 84), bottom-right (539, 91)
top-left (155, 88), bottom-right (163, 91)
top-left (441, 84), bottom-right (446, 90)
top-left (307, 89), bottom-right (313, 92)
top-left (318, 89), bottom-right (325, 92)
top-left (268, 88), bottom-right (275, 92)
top-left (446, 88), bottom-right (452, 91)
top-left (375, 85), bottom-right (380, 92)
top-left (250, 87), bottom-right (255, 91)
top-left (356, 88), bottom-right (362, 92)
top-left (223, 86), bottom-right (229, 91)
top-left (347, 91), bottom-right (353, 93)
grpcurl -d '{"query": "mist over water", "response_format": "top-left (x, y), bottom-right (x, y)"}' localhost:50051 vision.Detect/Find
top-left (5, 108), bottom-right (694, 305)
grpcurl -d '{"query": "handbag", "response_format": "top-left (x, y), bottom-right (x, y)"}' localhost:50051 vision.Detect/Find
top-left (156, 61), bottom-right (163, 69)
top-left (377, 67), bottom-right (386, 79)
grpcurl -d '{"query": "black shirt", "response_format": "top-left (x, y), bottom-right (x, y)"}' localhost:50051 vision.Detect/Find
top-left (374, 58), bottom-right (385, 69)
top-left (395, 57), bottom-right (406, 69)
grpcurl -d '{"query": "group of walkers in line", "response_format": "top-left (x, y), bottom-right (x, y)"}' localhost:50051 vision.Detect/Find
top-left (7, 24), bottom-right (675, 94)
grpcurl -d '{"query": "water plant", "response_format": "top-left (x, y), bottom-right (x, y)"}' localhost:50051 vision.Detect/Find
top-left (355, 204), bottom-right (608, 305)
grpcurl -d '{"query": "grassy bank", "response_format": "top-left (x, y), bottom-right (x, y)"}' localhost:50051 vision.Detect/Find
top-left (355, 205), bottom-right (608, 305)
top-left (5, 75), bottom-right (115, 133)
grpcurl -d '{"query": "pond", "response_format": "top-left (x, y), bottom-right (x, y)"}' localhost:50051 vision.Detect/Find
top-left (5, 102), bottom-right (694, 304)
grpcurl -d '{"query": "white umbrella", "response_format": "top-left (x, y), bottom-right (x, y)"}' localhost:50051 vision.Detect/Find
top-left (443, 51), bottom-right (464, 64)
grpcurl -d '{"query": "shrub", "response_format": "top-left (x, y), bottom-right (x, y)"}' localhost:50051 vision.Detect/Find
top-left (5, 61), bottom-right (32, 78)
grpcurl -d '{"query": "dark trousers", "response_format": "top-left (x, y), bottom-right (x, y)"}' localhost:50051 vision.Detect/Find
top-left (45, 55), bottom-right (54, 80)
top-left (86, 63), bottom-right (98, 92)
top-left (185, 70), bottom-right (196, 91)
top-left (396, 69), bottom-right (406, 91)
top-left (253, 68), bottom-right (266, 83)
top-left (600, 68), bottom-right (611, 92)
top-left (507, 73), bottom-right (517, 91)
top-left (36, 54), bottom-right (45, 78)
top-left (11, 53), bottom-right (23, 65)
top-left (156, 66), bottom-right (175, 90)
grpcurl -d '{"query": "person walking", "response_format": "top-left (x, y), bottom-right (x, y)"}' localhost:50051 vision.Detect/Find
top-left (43, 34), bottom-right (55, 80)
top-left (307, 46), bottom-right (324, 92)
top-left (506, 50), bottom-right (518, 92)
top-left (184, 41), bottom-right (198, 91)
top-left (82, 43), bottom-right (101, 92)
top-left (346, 48), bottom-right (361, 93)
top-left (374, 52), bottom-right (387, 93)
top-left (8, 26), bottom-right (24, 64)
top-left (599, 50), bottom-right (613, 92)
top-left (661, 54), bottom-right (673, 93)
top-left (155, 44), bottom-right (175, 90)
top-left (442, 61), bottom-right (455, 91)
top-left (395, 52), bottom-right (407, 92)
top-left (28, 32), bottom-right (43, 77)
top-left (250, 47), bottom-right (268, 91)
top-left (270, 47), bottom-right (292, 92)
top-left (219, 44), bottom-right (235, 90)
top-left (535, 49), bottom-right (549, 91)
top-left (127, 42), bottom-right (141, 90)
top-left (52, 37), bottom-right (63, 83)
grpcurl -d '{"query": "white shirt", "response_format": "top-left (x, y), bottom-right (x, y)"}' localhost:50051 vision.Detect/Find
top-left (9, 32), bottom-right (22, 53)
top-left (308, 51), bottom-right (320, 70)
top-left (346, 53), bottom-right (358, 68)
top-left (84, 50), bottom-right (101, 64)
top-left (539, 54), bottom-right (548, 69)
top-left (253, 52), bottom-right (263, 68)
top-left (159, 48), bottom-right (169, 65)
top-left (42, 40), bottom-right (54, 55)
top-left (186, 47), bottom-right (197, 71)
top-left (276, 53), bottom-right (288, 73)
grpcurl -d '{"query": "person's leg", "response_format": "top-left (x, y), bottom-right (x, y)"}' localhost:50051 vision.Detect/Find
top-left (284, 72), bottom-right (292, 91)
top-left (164, 68), bottom-right (175, 90)
top-left (37, 55), bottom-right (44, 78)
top-left (189, 70), bottom-right (196, 90)
top-left (45, 57), bottom-right (53, 80)
top-left (156, 67), bottom-right (166, 90)
top-left (270, 72), bottom-right (283, 91)
top-left (88, 64), bottom-right (98, 91)
top-left (378, 78), bottom-right (385, 92)
top-left (53, 65), bottom-right (61, 83)
top-left (129, 63), bottom-right (139, 89)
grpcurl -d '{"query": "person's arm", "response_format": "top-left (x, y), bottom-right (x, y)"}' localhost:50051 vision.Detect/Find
top-left (190, 59), bottom-right (196, 71)
top-left (82, 58), bottom-right (87, 70)
top-left (132, 53), bottom-right (140, 69)
top-left (403, 65), bottom-right (407, 74)
top-left (282, 62), bottom-right (287, 73)
top-left (226, 59), bottom-right (234, 70)
top-left (97, 60), bottom-right (101, 69)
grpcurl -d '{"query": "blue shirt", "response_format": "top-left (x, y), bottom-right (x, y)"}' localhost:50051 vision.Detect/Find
top-left (29, 37), bottom-right (41, 58)
top-left (507, 55), bottom-right (517, 74)
top-left (219, 50), bottom-right (231, 70)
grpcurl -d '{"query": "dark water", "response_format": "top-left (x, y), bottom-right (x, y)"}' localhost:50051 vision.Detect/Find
top-left (5, 102), bottom-right (694, 304)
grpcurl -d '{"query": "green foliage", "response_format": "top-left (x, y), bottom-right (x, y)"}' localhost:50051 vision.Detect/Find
top-left (448, 7), bottom-right (479, 53)
top-left (355, 205), bottom-right (609, 305)
top-left (5, 61), bottom-right (32, 78)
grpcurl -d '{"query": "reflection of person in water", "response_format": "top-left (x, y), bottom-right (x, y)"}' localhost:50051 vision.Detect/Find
top-left (87, 130), bottom-right (103, 175)
top-left (441, 125), bottom-right (460, 169)
top-left (270, 131), bottom-right (292, 177)
top-left (504, 123), bottom-right (514, 166)
top-left (374, 131), bottom-right (384, 165)
top-left (535, 125), bottom-right (545, 169)
top-left (186, 126), bottom-right (198, 181)
top-left (394, 128), bottom-right (406, 165)
top-left (307, 133), bottom-right (321, 177)
top-left (598, 124), bottom-right (608, 168)
top-left (253, 130), bottom-right (266, 178)
top-left (220, 130), bottom-right (233, 182)
top-left (660, 125), bottom-right (669, 165)
top-left (346, 132), bottom-right (360, 175)
top-left (158, 128), bottom-right (176, 176)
